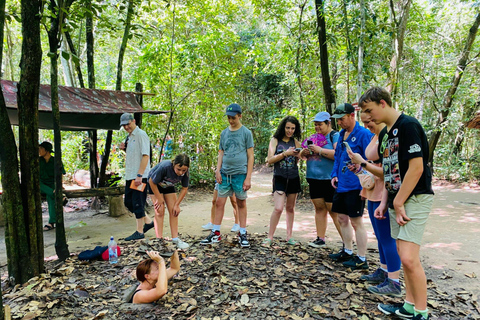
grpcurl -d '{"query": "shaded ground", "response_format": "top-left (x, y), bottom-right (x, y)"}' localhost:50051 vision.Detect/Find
top-left (1, 170), bottom-right (479, 319)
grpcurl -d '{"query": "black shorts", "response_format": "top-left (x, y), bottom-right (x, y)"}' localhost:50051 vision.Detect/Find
top-left (332, 190), bottom-right (365, 218)
top-left (307, 178), bottom-right (335, 202)
top-left (148, 184), bottom-right (176, 195)
top-left (273, 175), bottom-right (301, 195)
top-left (124, 179), bottom-right (148, 219)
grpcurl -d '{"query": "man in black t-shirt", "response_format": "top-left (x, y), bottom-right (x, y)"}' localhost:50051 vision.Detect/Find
top-left (359, 87), bottom-right (434, 320)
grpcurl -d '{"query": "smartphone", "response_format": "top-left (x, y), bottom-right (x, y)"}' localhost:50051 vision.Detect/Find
top-left (307, 140), bottom-right (313, 146)
top-left (294, 148), bottom-right (302, 152)
top-left (343, 141), bottom-right (352, 152)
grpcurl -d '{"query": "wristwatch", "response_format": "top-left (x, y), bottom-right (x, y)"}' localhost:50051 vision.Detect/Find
top-left (360, 162), bottom-right (367, 168)
top-left (137, 173), bottom-right (143, 177)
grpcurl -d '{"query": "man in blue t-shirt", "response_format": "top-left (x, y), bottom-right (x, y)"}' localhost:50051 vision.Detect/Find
top-left (329, 103), bottom-right (373, 269)
top-left (200, 103), bottom-right (254, 248)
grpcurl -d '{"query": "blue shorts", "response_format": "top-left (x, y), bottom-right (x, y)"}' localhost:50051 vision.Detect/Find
top-left (218, 174), bottom-right (248, 200)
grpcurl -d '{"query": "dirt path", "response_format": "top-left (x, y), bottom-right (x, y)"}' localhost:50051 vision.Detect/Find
top-left (1, 170), bottom-right (479, 296)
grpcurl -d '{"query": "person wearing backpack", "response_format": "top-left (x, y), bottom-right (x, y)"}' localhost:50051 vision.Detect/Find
top-left (299, 112), bottom-right (343, 248)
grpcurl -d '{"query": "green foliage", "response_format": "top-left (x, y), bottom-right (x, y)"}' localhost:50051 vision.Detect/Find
top-left (3, 0), bottom-right (480, 185)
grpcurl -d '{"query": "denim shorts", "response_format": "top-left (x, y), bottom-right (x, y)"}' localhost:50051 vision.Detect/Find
top-left (217, 174), bottom-right (248, 200)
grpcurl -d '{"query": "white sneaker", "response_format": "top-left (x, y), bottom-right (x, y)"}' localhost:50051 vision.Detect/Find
top-left (173, 239), bottom-right (190, 249)
top-left (231, 224), bottom-right (240, 232)
top-left (202, 222), bottom-right (213, 230)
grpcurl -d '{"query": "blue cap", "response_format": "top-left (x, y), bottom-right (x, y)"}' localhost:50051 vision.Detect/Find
top-left (313, 112), bottom-right (331, 122)
top-left (225, 103), bottom-right (242, 116)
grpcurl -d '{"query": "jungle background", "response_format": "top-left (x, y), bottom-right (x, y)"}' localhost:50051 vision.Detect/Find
top-left (0, 0), bottom-right (480, 318)
top-left (3, 0), bottom-right (480, 186)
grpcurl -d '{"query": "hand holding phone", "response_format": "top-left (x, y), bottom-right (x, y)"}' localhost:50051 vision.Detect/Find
top-left (294, 148), bottom-right (302, 152)
top-left (307, 140), bottom-right (313, 146)
top-left (343, 141), bottom-right (352, 152)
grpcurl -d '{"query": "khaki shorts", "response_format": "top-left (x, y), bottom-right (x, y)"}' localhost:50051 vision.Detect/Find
top-left (389, 194), bottom-right (434, 246)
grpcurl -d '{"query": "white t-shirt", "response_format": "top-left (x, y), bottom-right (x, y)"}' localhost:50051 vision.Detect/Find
top-left (125, 126), bottom-right (151, 180)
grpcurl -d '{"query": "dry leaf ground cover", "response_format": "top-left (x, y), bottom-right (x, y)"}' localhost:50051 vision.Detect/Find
top-left (2, 234), bottom-right (479, 320)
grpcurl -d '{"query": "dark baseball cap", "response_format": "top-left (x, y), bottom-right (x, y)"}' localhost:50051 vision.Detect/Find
top-left (331, 103), bottom-right (355, 118)
top-left (225, 103), bottom-right (242, 116)
top-left (119, 113), bottom-right (134, 127)
top-left (39, 141), bottom-right (54, 153)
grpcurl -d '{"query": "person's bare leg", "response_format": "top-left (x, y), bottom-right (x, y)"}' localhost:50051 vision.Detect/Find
top-left (326, 202), bottom-right (343, 241)
top-left (210, 190), bottom-right (218, 223)
top-left (164, 193), bottom-right (178, 238)
top-left (285, 193), bottom-right (297, 240)
top-left (312, 198), bottom-right (328, 238)
top-left (151, 194), bottom-right (165, 239)
top-left (236, 198), bottom-right (247, 228)
top-left (350, 216), bottom-right (368, 257)
top-left (398, 240), bottom-right (426, 309)
top-left (267, 192), bottom-right (286, 240)
top-left (213, 197), bottom-right (228, 225)
top-left (338, 214), bottom-right (353, 250)
top-left (229, 195), bottom-right (239, 224)
top-left (166, 251), bottom-right (180, 279)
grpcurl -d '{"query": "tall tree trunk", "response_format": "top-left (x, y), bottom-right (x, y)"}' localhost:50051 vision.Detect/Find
top-left (356, 0), bottom-right (365, 101)
top-left (60, 35), bottom-right (76, 87)
top-left (453, 100), bottom-right (479, 156)
top-left (64, 31), bottom-right (85, 88)
top-left (294, 0), bottom-right (307, 136)
top-left (428, 12), bottom-right (480, 166)
top-left (341, 0), bottom-right (353, 102)
top-left (86, 0), bottom-right (98, 188)
top-left (314, 0), bottom-right (336, 125)
top-left (11, 0), bottom-right (44, 283)
top-left (386, 0), bottom-right (412, 103)
top-left (47, 0), bottom-right (71, 260)
top-left (5, 21), bottom-right (15, 81)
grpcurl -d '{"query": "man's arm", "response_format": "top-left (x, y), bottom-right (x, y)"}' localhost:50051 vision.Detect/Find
top-left (135, 154), bottom-right (149, 186)
top-left (392, 157), bottom-right (424, 225)
top-left (243, 147), bottom-right (254, 191)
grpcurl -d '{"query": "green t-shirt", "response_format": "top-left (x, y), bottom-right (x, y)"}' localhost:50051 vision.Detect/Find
top-left (39, 156), bottom-right (65, 188)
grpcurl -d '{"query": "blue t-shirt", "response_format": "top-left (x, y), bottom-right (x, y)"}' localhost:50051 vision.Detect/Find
top-left (149, 160), bottom-right (189, 188)
top-left (306, 131), bottom-right (339, 180)
top-left (219, 125), bottom-right (254, 175)
top-left (331, 122), bottom-right (374, 192)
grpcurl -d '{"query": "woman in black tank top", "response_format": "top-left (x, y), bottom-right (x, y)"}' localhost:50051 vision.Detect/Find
top-left (129, 251), bottom-right (180, 304)
top-left (263, 116), bottom-right (302, 247)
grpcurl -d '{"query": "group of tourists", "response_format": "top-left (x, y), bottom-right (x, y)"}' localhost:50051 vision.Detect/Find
top-left (39, 86), bottom-right (434, 318)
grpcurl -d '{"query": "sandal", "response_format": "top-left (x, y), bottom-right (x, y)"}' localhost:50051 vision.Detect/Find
top-left (262, 238), bottom-right (272, 247)
top-left (286, 238), bottom-right (297, 245)
top-left (43, 224), bottom-right (55, 231)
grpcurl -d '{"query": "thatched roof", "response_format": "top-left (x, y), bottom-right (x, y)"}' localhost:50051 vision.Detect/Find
top-left (466, 110), bottom-right (480, 129)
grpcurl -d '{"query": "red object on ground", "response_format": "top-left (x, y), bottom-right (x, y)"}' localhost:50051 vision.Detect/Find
top-left (101, 246), bottom-right (121, 261)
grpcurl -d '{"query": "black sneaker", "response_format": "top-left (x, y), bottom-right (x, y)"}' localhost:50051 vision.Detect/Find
top-left (143, 222), bottom-right (155, 233)
top-left (125, 231), bottom-right (145, 241)
top-left (308, 237), bottom-right (326, 248)
top-left (412, 315), bottom-right (428, 320)
top-left (377, 303), bottom-right (413, 319)
top-left (238, 232), bottom-right (250, 248)
top-left (200, 230), bottom-right (221, 245)
top-left (342, 255), bottom-right (368, 270)
top-left (328, 248), bottom-right (352, 262)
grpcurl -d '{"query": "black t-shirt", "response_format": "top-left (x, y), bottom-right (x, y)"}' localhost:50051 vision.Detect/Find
top-left (378, 114), bottom-right (433, 206)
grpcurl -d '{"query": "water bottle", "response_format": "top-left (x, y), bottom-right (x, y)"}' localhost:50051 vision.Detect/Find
top-left (108, 236), bottom-right (118, 264)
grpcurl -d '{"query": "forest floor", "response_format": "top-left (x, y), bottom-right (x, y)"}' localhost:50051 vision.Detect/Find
top-left (0, 168), bottom-right (479, 319)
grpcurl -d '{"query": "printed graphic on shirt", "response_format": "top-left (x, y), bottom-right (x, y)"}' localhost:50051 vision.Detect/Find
top-left (276, 146), bottom-right (296, 169)
top-left (382, 136), bottom-right (401, 194)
